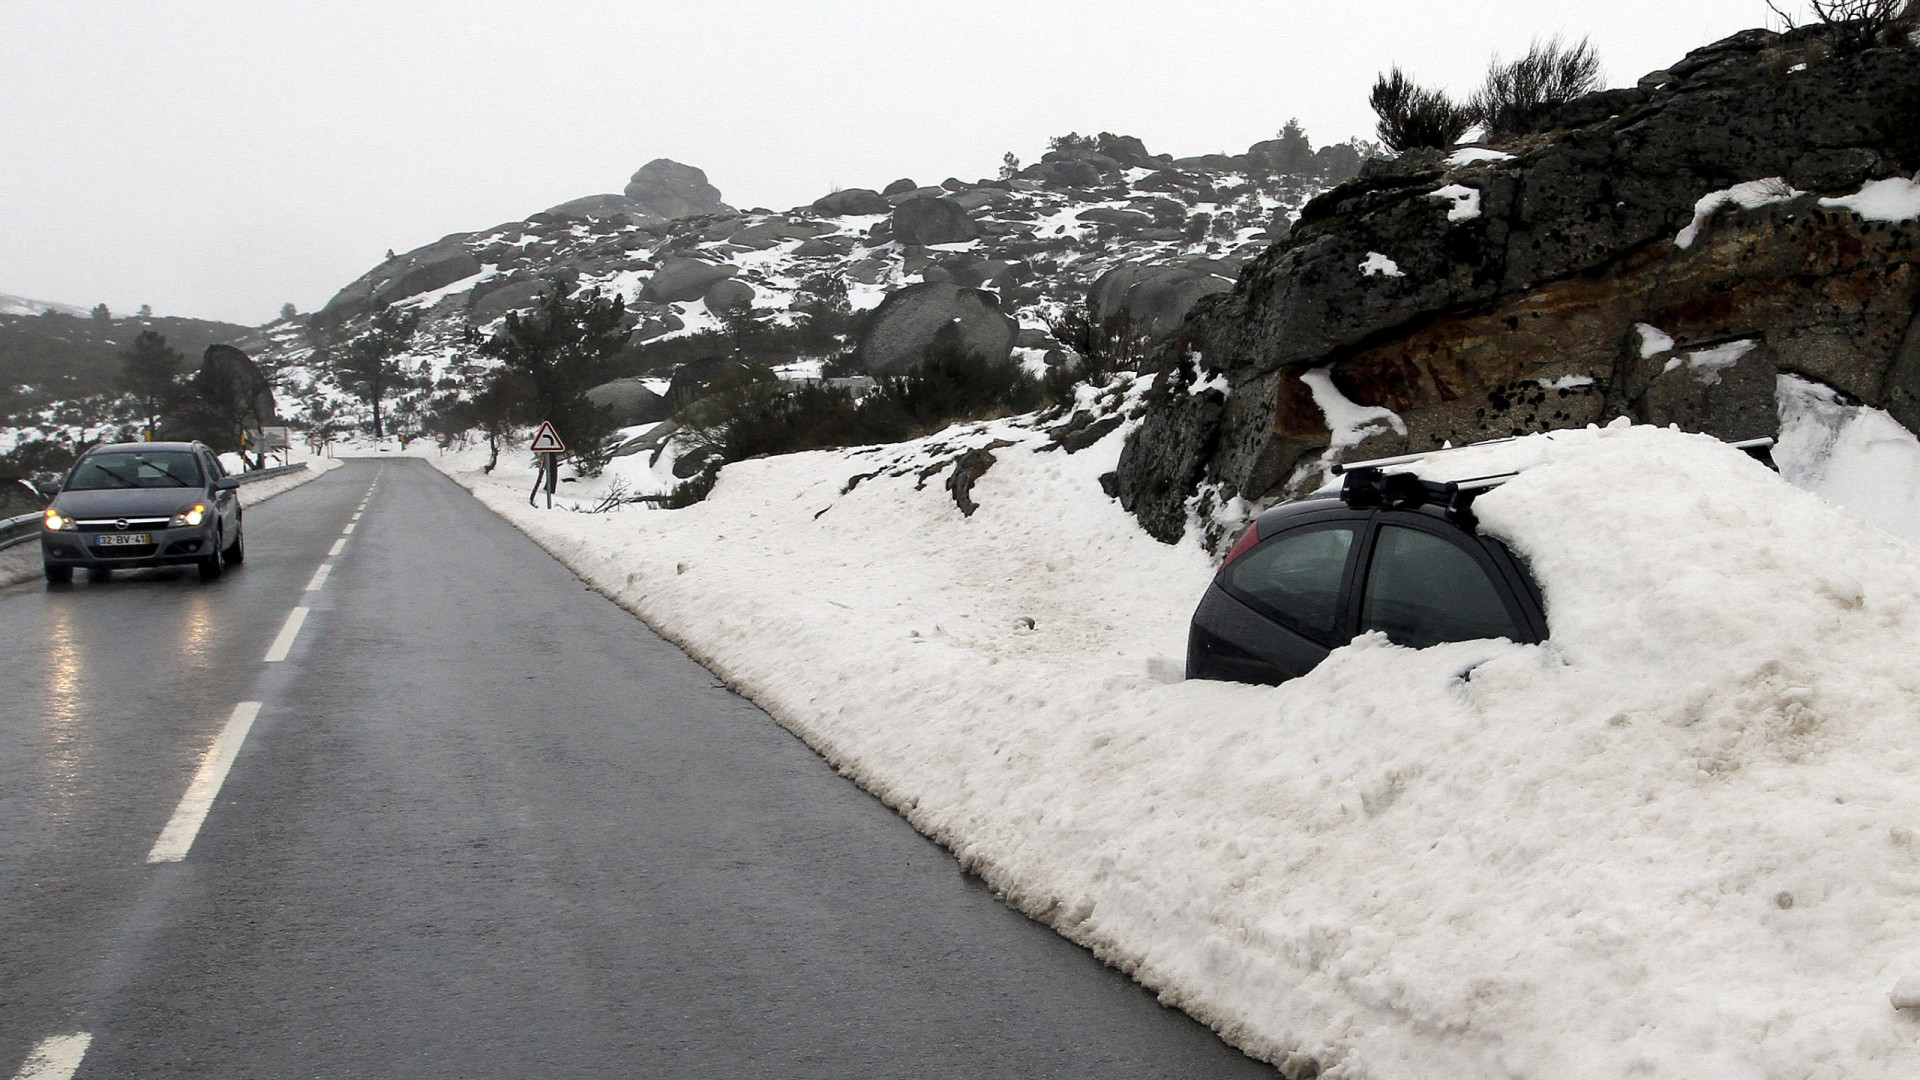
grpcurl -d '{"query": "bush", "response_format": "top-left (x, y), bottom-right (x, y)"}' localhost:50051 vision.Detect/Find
top-left (1370, 67), bottom-right (1476, 153)
top-left (0, 438), bottom-right (79, 482)
top-left (1470, 36), bottom-right (1602, 139)
top-left (675, 330), bottom-right (1044, 465)
top-left (1770, 0), bottom-right (1917, 54)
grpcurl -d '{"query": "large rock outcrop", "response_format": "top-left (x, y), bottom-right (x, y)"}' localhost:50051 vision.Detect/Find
top-left (640, 257), bottom-right (737, 304)
top-left (623, 159), bottom-right (732, 220)
top-left (855, 282), bottom-right (1016, 375)
top-left (1117, 26), bottom-right (1920, 542)
top-left (1089, 261), bottom-right (1236, 339)
top-left (319, 236), bottom-right (483, 320)
top-left (890, 197), bottom-right (980, 246)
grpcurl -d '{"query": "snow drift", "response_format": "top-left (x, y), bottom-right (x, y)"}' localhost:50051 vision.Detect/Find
top-left (422, 411), bottom-right (1920, 1080)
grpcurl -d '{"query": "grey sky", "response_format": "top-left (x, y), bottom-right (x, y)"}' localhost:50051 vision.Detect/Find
top-left (3, 0), bottom-right (1788, 325)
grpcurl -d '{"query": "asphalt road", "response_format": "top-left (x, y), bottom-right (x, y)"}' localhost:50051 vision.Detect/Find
top-left (0, 458), bottom-right (1274, 1079)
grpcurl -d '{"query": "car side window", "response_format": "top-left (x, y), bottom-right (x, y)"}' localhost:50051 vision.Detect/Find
top-left (1224, 524), bottom-right (1356, 645)
top-left (204, 452), bottom-right (226, 480)
top-left (1361, 524), bottom-right (1520, 649)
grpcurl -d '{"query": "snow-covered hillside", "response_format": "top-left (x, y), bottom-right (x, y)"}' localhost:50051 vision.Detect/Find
top-left (253, 134), bottom-right (1363, 433)
top-left (0, 294), bottom-right (88, 318)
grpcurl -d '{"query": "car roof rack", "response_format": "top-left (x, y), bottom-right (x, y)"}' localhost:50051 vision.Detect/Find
top-left (1332, 434), bottom-right (1777, 519)
top-left (1331, 434), bottom-right (1775, 476)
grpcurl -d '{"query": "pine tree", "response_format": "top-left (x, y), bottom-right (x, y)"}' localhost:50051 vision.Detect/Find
top-left (324, 305), bottom-right (422, 439)
top-left (475, 287), bottom-right (628, 474)
top-left (117, 330), bottom-right (186, 436)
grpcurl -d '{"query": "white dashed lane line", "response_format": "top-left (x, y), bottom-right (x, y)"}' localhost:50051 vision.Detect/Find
top-left (342, 524), bottom-right (355, 535)
top-left (146, 702), bottom-right (263, 863)
top-left (329, 539), bottom-right (346, 556)
top-left (9, 1033), bottom-right (91, 1080)
top-left (263, 608), bottom-right (309, 664)
top-left (304, 564), bottom-right (332, 592)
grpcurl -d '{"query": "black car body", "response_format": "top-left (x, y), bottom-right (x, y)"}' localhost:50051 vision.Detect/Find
top-left (41, 441), bottom-right (245, 583)
top-left (1187, 468), bottom-right (1548, 685)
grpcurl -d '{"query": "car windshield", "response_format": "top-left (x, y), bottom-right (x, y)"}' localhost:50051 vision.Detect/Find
top-left (66, 451), bottom-right (203, 490)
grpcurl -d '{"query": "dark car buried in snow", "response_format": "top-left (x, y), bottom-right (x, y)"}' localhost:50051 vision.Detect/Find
top-left (1186, 437), bottom-right (1779, 685)
top-left (41, 441), bottom-right (245, 584)
top-left (1186, 460), bottom-right (1549, 685)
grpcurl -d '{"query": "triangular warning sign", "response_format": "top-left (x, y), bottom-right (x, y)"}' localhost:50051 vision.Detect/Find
top-left (529, 421), bottom-right (567, 453)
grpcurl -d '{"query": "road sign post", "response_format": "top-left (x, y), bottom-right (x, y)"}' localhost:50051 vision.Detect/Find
top-left (529, 421), bottom-right (567, 509)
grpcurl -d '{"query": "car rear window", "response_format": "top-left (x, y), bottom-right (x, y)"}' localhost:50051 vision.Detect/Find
top-left (66, 451), bottom-right (204, 490)
top-left (1361, 524), bottom-right (1520, 649)
top-left (1226, 524), bottom-right (1356, 645)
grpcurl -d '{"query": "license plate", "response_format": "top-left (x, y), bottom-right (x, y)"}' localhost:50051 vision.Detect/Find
top-left (95, 533), bottom-right (151, 547)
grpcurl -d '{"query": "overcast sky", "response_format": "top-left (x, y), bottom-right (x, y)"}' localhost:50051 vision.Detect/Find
top-left (2, 0), bottom-right (1793, 325)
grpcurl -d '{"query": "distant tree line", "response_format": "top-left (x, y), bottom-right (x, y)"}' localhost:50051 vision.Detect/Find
top-left (0, 330), bottom-right (277, 480)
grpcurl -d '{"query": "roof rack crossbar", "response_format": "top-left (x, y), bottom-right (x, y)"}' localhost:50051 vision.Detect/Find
top-left (1331, 432), bottom-right (1778, 477)
top-left (1450, 472), bottom-right (1519, 492)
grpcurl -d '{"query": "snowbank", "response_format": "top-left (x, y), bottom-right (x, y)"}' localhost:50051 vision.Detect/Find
top-left (427, 419), bottom-right (1920, 1080)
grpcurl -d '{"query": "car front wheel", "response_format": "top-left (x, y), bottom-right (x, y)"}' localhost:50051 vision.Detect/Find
top-left (44, 562), bottom-right (71, 585)
top-left (198, 530), bottom-right (225, 581)
top-left (225, 521), bottom-right (245, 565)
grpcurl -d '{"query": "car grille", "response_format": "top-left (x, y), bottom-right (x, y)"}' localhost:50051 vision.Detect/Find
top-left (75, 517), bottom-right (170, 533)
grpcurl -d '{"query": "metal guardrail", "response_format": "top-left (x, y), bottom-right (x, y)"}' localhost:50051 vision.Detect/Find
top-left (0, 463), bottom-right (308, 552)
top-left (233, 462), bottom-right (308, 485)
top-left (0, 512), bottom-right (38, 552)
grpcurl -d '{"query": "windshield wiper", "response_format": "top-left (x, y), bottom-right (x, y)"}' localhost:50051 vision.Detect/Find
top-left (151, 468), bottom-right (194, 487)
top-left (86, 464), bottom-right (142, 489)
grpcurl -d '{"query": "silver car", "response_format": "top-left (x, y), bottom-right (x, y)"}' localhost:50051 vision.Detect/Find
top-left (41, 441), bottom-right (244, 583)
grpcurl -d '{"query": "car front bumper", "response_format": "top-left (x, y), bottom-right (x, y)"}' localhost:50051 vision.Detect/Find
top-left (42, 522), bottom-right (219, 568)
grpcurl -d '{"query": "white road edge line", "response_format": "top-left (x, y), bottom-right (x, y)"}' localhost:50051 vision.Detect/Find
top-left (263, 607), bottom-right (309, 663)
top-left (10, 1033), bottom-right (92, 1080)
top-left (304, 564), bottom-right (332, 592)
top-left (146, 702), bottom-right (263, 863)
top-left (329, 539), bottom-right (346, 556)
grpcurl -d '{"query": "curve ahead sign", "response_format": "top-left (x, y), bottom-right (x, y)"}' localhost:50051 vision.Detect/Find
top-left (529, 421), bottom-right (567, 454)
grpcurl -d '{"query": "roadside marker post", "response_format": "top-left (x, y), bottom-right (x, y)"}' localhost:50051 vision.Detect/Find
top-left (529, 422), bottom-right (566, 509)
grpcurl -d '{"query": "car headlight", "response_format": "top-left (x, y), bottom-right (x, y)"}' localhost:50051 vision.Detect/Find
top-left (170, 504), bottom-right (207, 527)
top-left (44, 507), bottom-right (74, 531)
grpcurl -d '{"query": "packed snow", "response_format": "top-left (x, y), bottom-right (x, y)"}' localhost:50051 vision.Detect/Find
top-left (1675, 178), bottom-right (1804, 248)
top-left (1359, 252), bottom-right (1404, 278)
top-left (1820, 176), bottom-right (1920, 223)
top-left (1429, 184), bottom-right (1482, 221)
top-left (399, 383), bottom-right (1920, 1079)
top-left (1635, 322), bottom-right (1676, 358)
top-left (1446, 148), bottom-right (1515, 167)
top-left (1662, 338), bottom-right (1758, 385)
top-left (1298, 368), bottom-right (1407, 458)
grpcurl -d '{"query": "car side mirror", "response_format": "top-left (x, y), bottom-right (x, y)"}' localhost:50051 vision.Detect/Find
top-left (213, 477), bottom-right (240, 491)
top-left (35, 480), bottom-right (60, 498)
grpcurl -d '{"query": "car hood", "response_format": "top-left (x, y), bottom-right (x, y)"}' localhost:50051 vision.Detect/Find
top-left (53, 488), bottom-right (205, 519)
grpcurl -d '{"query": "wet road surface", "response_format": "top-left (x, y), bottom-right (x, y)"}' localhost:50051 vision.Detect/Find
top-left (0, 458), bottom-right (1274, 1078)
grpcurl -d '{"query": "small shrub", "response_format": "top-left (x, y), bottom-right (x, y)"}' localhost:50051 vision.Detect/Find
top-left (869, 328), bottom-right (1043, 431)
top-left (1470, 35), bottom-right (1602, 139)
top-left (1370, 67), bottom-right (1476, 153)
top-left (672, 330), bottom-right (1043, 467)
top-left (1769, 0), bottom-right (1917, 54)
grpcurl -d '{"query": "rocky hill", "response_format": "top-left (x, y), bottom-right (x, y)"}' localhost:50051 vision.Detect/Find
top-left (255, 132), bottom-right (1371, 429)
top-left (1116, 24), bottom-right (1920, 542)
top-left (0, 308), bottom-right (259, 438)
